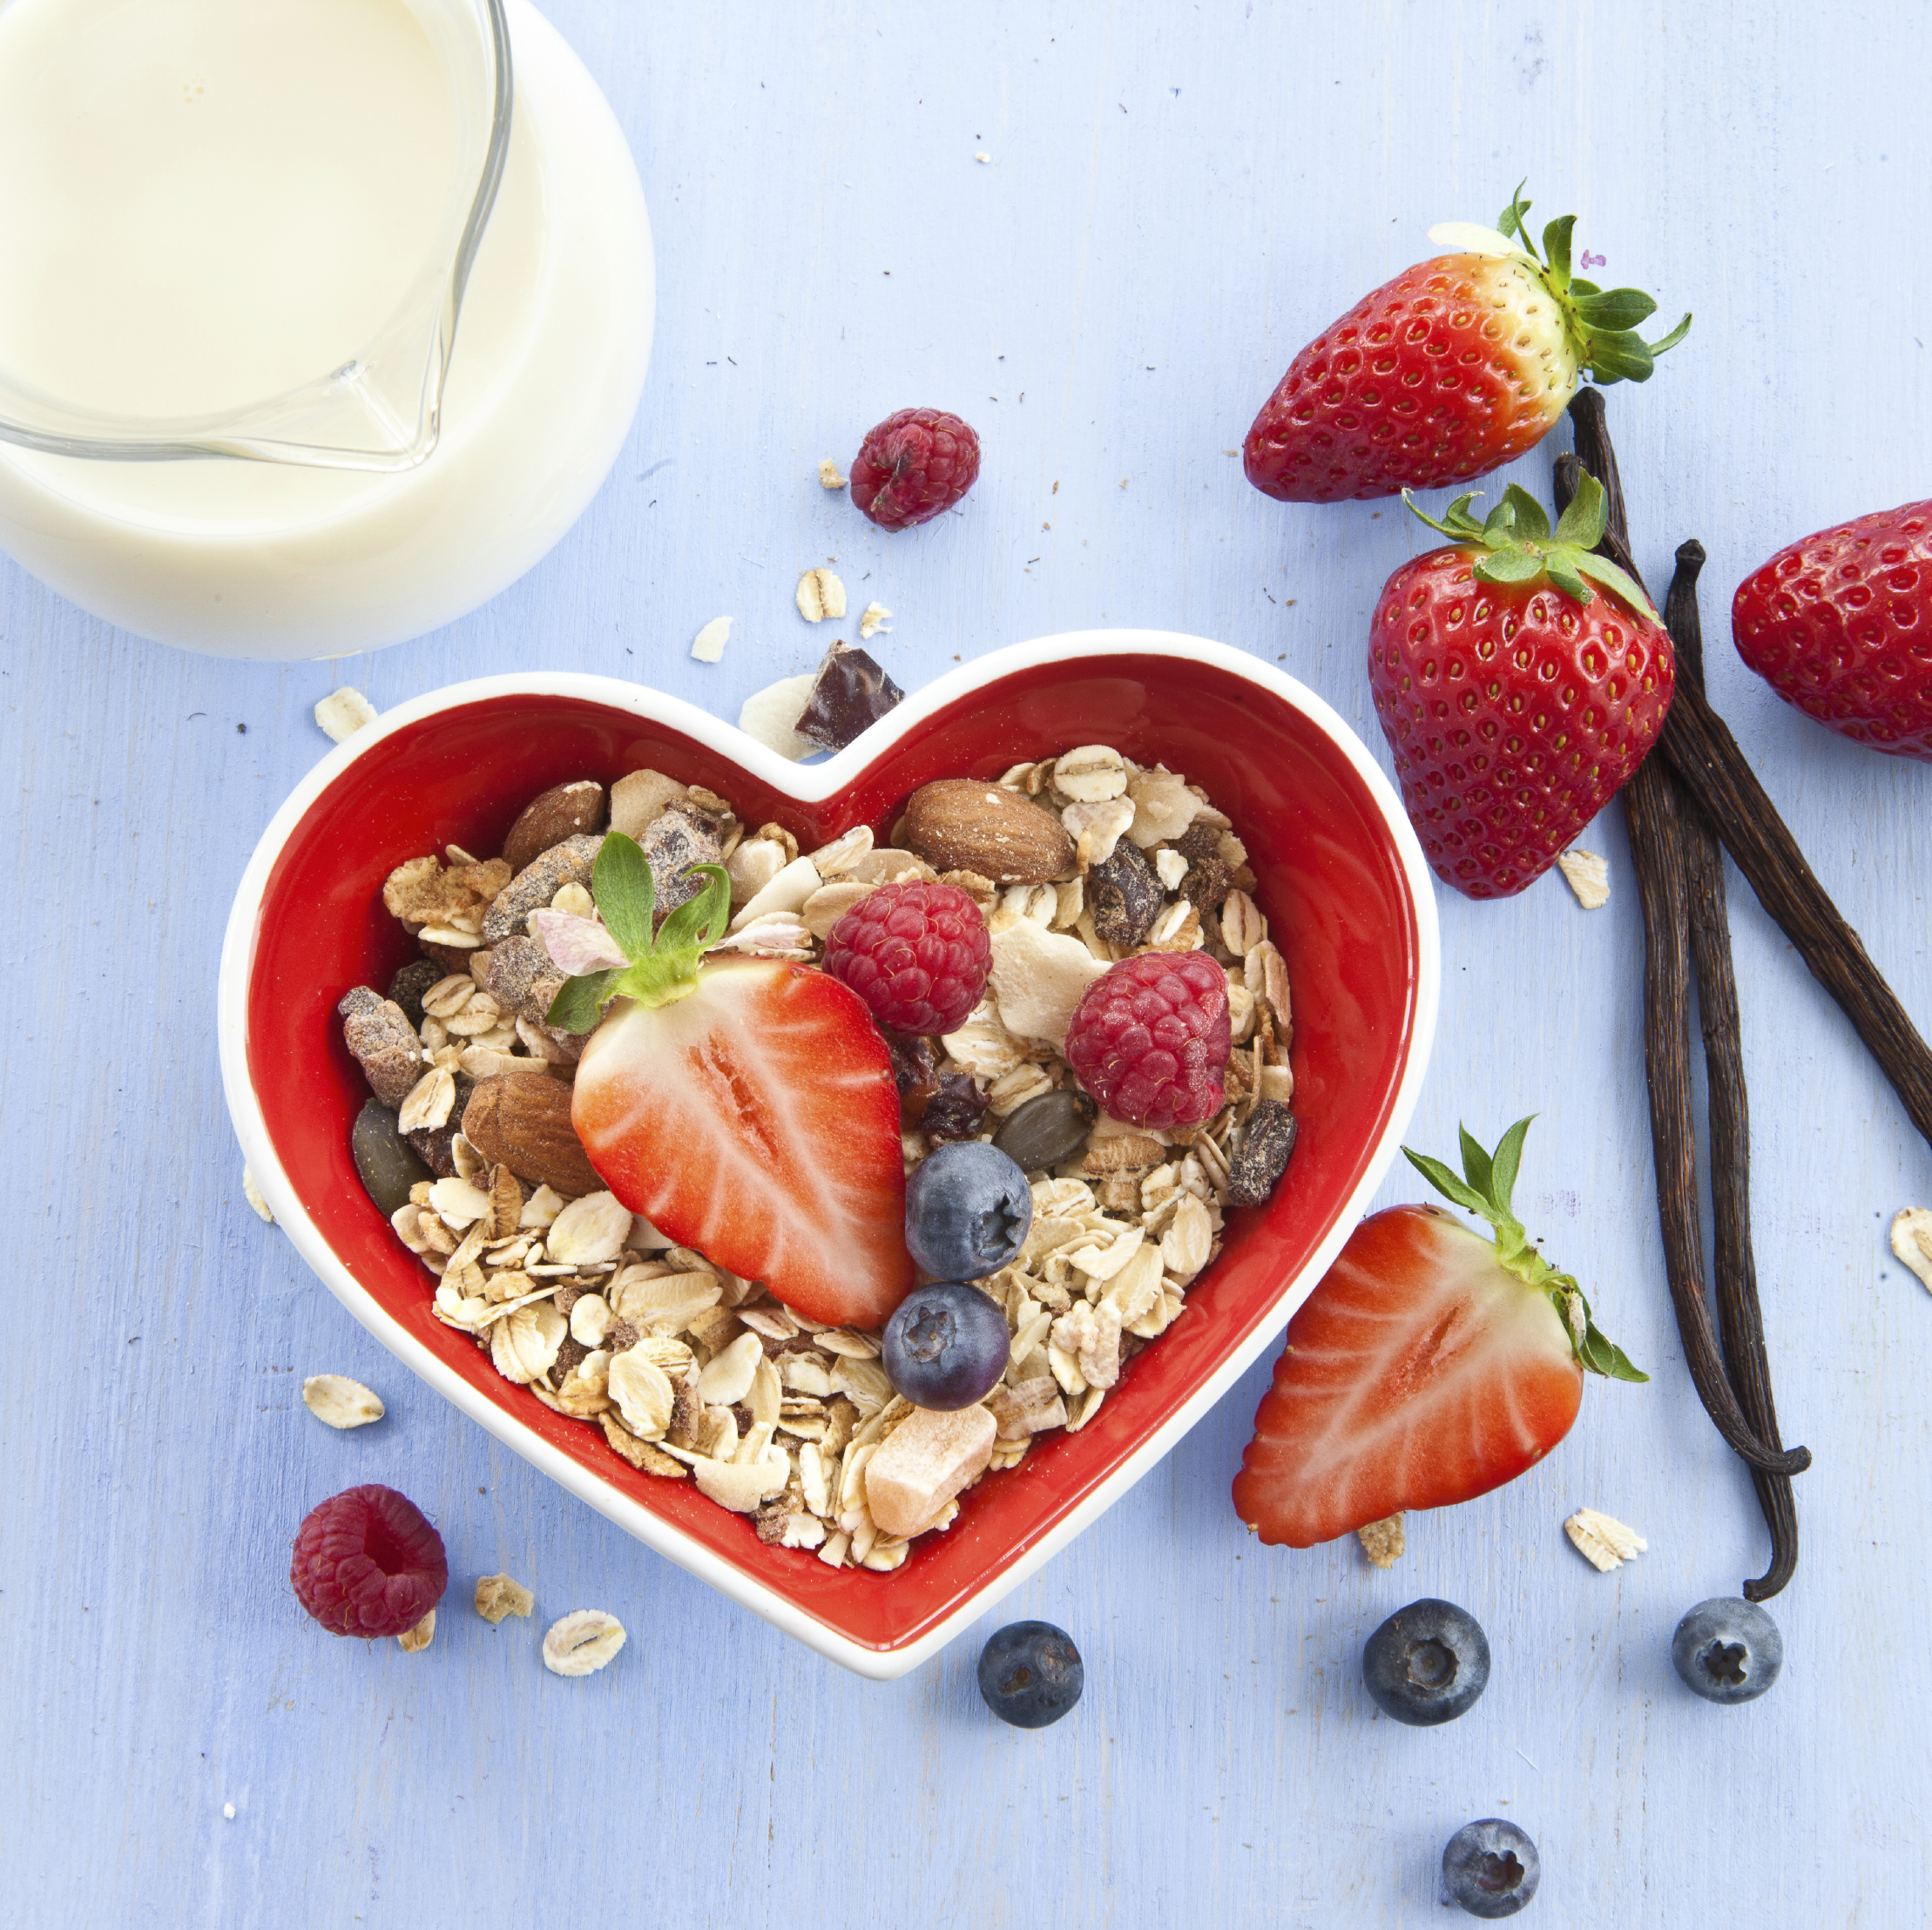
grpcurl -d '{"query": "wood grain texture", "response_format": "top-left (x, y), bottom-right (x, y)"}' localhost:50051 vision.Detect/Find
top-left (3, 3), bottom-right (1930, 1924)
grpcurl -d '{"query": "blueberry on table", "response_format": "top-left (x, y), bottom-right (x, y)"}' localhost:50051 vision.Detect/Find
top-left (1672, 1597), bottom-right (1783, 1704)
top-left (1361, 1598), bottom-right (1490, 1726)
top-left (1442, 1819), bottom-right (1540, 1918)
top-left (882, 1282), bottom-right (1010, 1411)
top-left (977, 1621), bottom-right (1083, 1729)
top-left (903, 1140), bottom-right (1032, 1279)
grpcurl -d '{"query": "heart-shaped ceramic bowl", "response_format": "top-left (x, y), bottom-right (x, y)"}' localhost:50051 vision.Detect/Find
top-left (219, 632), bottom-right (1440, 1677)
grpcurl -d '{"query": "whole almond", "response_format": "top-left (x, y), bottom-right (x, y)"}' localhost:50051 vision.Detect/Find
top-left (503, 780), bottom-right (607, 874)
top-left (902, 779), bottom-right (1075, 885)
top-left (462, 1075), bottom-right (603, 1198)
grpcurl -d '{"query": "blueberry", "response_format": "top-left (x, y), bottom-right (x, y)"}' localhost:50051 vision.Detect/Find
top-left (904, 1140), bottom-right (1033, 1279)
top-left (1672, 1596), bottom-right (1783, 1704)
top-left (976, 1621), bottom-right (1083, 1728)
top-left (882, 1282), bottom-right (1010, 1410)
top-left (1442, 1819), bottom-right (1540, 1919)
top-left (1361, 1597), bottom-right (1490, 1726)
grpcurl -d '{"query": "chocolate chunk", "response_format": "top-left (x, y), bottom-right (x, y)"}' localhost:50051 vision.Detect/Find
top-left (1087, 837), bottom-right (1164, 948)
top-left (604, 1319), bottom-right (640, 1355)
top-left (794, 641), bottom-right (905, 752)
top-left (481, 833), bottom-right (605, 945)
top-left (338, 986), bottom-right (424, 1108)
top-left (484, 935), bottom-right (565, 1028)
top-left (920, 1073), bottom-right (990, 1143)
top-left (636, 807), bottom-right (723, 921)
top-left (551, 1335), bottom-right (589, 1385)
top-left (386, 959), bottom-right (443, 1029)
top-left (1226, 1101), bottom-right (1299, 1208)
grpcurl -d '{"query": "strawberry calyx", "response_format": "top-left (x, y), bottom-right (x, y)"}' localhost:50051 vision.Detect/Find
top-left (1403, 1117), bottom-right (1647, 1382)
top-left (1403, 475), bottom-right (1661, 624)
top-left (1435, 181), bottom-right (1691, 387)
top-left (544, 833), bottom-right (734, 1032)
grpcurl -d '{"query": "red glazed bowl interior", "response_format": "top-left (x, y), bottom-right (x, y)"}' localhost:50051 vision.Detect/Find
top-left (246, 653), bottom-right (1424, 1656)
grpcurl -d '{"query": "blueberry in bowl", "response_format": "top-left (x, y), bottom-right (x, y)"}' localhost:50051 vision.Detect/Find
top-left (903, 1140), bottom-right (1033, 1280)
top-left (882, 1282), bottom-right (1011, 1412)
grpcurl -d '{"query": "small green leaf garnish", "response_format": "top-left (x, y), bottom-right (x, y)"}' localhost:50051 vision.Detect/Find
top-left (1402, 1117), bottom-right (1646, 1382)
top-left (1402, 473), bottom-right (1661, 624)
top-left (544, 833), bottom-right (734, 1033)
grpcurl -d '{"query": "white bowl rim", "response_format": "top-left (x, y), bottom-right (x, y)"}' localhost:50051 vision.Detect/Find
top-left (217, 629), bottom-right (1442, 1679)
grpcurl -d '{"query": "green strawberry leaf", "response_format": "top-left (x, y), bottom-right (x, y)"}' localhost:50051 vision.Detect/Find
top-left (653, 863), bottom-right (732, 956)
top-left (1402, 489), bottom-right (1489, 543)
top-left (1568, 275), bottom-right (1602, 297)
top-left (1593, 1327), bottom-right (1651, 1383)
top-left (1458, 1124), bottom-right (1496, 1201)
top-left (1551, 471), bottom-right (1608, 550)
top-left (1650, 311), bottom-right (1693, 355)
top-left (1584, 330), bottom-right (1658, 384)
top-left (546, 967), bottom-right (625, 1035)
top-left (1402, 1146), bottom-right (1490, 1216)
top-left (1497, 180), bottom-right (1533, 243)
top-left (1575, 550), bottom-right (1662, 623)
top-left (591, 831), bottom-right (657, 964)
top-left (1544, 553), bottom-right (1595, 605)
top-left (1541, 213), bottom-right (1576, 292)
top-left (1472, 549), bottom-right (1545, 586)
top-left (1495, 483), bottom-right (1552, 543)
top-left (1571, 287), bottom-right (1658, 330)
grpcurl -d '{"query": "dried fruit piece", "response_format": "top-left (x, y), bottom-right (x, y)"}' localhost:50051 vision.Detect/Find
top-left (794, 641), bottom-right (905, 752)
top-left (920, 1073), bottom-right (991, 1142)
top-left (864, 1402), bottom-right (996, 1536)
top-left (502, 780), bottom-right (607, 874)
top-left (795, 567), bottom-right (847, 623)
top-left (1892, 1208), bottom-right (1932, 1292)
top-left (1086, 836), bottom-right (1164, 947)
top-left (1557, 847), bottom-right (1611, 909)
top-left (541, 1608), bottom-right (627, 1677)
top-left (301, 1374), bottom-right (385, 1430)
top-left (338, 987), bottom-right (424, 1109)
top-left (1226, 1102), bottom-right (1300, 1207)
top-left (1564, 1506), bottom-right (1648, 1572)
top-left (314, 686), bottom-right (379, 742)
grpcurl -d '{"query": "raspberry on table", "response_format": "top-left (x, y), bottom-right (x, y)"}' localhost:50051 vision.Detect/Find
top-left (849, 408), bottom-right (981, 531)
top-left (824, 880), bottom-right (990, 1036)
top-left (290, 1484), bottom-right (449, 1638)
top-left (1064, 951), bottom-right (1232, 1130)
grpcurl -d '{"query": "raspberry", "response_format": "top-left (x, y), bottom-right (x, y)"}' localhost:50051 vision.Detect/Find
top-left (290, 1484), bottom-right (448, 1638)
top-left (849, 408), bottom-right (981, 531)
top-left (824, 881), bottom-right (990, 1036)
top-left (1064, 951), bottom-right (1232, 1130)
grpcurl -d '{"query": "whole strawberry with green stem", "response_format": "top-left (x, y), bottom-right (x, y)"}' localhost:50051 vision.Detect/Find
top-left (1233, 1117), bottom-right (1644, 1551)
top-left (1244, 184), bottom-right (1690, 503)
top-left (547, 835), bottom-right (915, 1329)
top-left (1733, 497), bottom-right (1932, 762)
top-left (1368, 474), bottom-right (1675, 899)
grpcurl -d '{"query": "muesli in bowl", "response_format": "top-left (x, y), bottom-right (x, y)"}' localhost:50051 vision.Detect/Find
top-left (339, 744), bottom-right (1300, 1574)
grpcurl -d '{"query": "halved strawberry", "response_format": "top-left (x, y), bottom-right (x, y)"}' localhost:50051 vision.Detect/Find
top-left (1233, 1119), bottom-right (1642, 1549)
top-left (549, 837), bottom-right (915, 1328)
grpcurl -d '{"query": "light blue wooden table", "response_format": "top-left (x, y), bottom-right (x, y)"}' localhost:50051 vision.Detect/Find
top-left (5, 3), bottom-right (1929, 1923)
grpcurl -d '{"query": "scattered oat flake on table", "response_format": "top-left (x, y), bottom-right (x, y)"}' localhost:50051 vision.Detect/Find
top-left (1557, 847), bottom-right (1611, 909)
top-left (739, 673), bottom-right (820, 760)
top-left (1893, 1208), bottom-right (1932, 1291)
top-left (817, 458), bottom-right (848, 489)
top-left (795, 566), bottom-right (847, 622)
top-left (397, 1608), bottom-right (436, 1653)
top-left (223, 1804), bottom-right (235, 1820)
top-left (242, 1164), bottom-right (274, 1224)
top-left (474, 1573), bottom-right (535, 1624)
top-left (542, 1608), bottom-right (626, 1677)
top-left (859, 600), bottom-right (891, 640)
top-left (690, 615), bottom-right (731, 663)
top-left (1564, 1507), bottom-right (1648, 1572)
top-left (301, 1373), bottom-right (384, 1429)
top-left (1356, 1513), bottom-right (1405, 1569)
top-left (314, 686), bottom-right (379, 743)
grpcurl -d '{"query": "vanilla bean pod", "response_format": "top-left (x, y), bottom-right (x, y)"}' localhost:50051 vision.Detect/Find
top-left (1554, 420), bottom-right (1808, 1484)
top-left (1663, 541), bottom-right (1799, 1600)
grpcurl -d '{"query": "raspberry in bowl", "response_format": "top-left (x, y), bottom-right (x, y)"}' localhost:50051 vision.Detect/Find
top-left (220, 637), bottom-right (1439, 1677)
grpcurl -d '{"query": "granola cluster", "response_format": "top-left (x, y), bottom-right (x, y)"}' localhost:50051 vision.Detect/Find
top-left (340, 749), bottom-right (1296, 1573)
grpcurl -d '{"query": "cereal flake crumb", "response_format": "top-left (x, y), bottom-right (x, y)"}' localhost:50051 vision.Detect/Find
top-left (474, 1573), bottom-right (536, 1624)
top-left (1356, 1513), bottom-right (1405, 1569)
top-left (1557, 847), bottom-right (1611, 909)
top-left (397, 1608), bottom-right (436, 1653)
top-left (242, 1164), bottom-right (275, 1224)
top-left (858, 600), bottom-right (892, 640)
top-left (796, 567), bottom-right (848, 623)
top-left (691, 615), bottom-right (732, 663)
top-left (314, 686), bottom-right (379, 743)
top-left (818, 458), bottom-right (848, 489)
top-left (1564, 1506), bottom-right (1648, 1572)
top-left (301, 1374), bottom-right (384, 1429)
top-left (1893, 1208), bottom-right (1932, 1291)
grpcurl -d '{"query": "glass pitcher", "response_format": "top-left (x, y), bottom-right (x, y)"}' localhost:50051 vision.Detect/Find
top-left (0, 0), bottom-right (512, 472)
